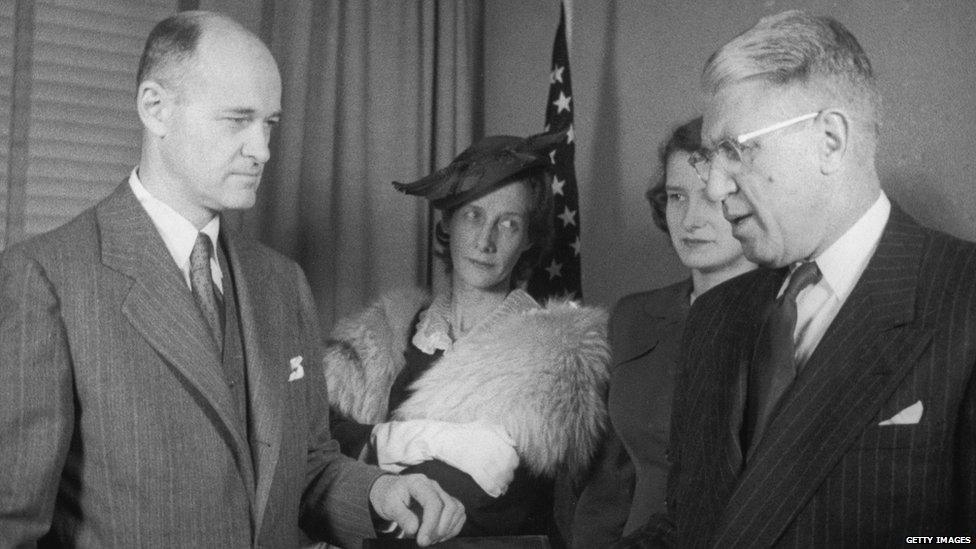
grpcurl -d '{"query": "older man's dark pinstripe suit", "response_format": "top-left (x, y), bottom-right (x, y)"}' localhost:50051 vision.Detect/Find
top-left (0, 184), bottom-right (384, 547)
top-left (659, 205), bottom-right (976, 547)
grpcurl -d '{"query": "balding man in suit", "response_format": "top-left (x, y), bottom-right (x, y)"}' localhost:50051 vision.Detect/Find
top-left (621, 9), bottom-right (976, 548)
top-left (0, 11), bottom-right (463, 548)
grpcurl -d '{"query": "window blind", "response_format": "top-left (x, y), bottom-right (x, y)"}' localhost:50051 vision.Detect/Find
top-left (3, 0), bottom-right (174, 247)
top-left (1, 1), bottom-right (14, 248)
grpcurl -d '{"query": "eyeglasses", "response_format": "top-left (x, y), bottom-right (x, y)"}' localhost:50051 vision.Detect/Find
top-left (688, 111), bottom-right (820, 183)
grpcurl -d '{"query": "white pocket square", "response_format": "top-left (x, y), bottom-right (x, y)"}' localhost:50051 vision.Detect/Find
top-left (288, 356), bottom-right (304, 382)
top-left (878, 400), bottom-right (922, 426)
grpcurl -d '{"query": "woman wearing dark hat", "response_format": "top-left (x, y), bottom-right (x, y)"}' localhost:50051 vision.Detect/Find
top-left (322, 131), bottom-right (610, 538)
top-left (571, 117), bottom-right (755, 546)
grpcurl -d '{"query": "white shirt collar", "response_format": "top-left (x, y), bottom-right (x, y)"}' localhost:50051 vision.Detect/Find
top-left (411, 288), bottom-right (540, 354)
top-left (808, 191), bottom-right (891, 303)
top-left (128, 169), bottom-right (222, 290)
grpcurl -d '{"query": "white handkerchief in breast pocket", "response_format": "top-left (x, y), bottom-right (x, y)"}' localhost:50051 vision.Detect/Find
top-left (878, 400), bottom-right (922, 426)
top-left (288, 356), bottom-right (304, 382)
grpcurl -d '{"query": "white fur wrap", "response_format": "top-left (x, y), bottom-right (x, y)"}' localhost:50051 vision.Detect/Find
top-left (323, 289), bottom-right (611, 478)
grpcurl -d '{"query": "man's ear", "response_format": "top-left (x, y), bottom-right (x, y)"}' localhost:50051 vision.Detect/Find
top-left (137, 80), bottom-right (174, 137)
top-left (818, 108), bottom-right (849, 175)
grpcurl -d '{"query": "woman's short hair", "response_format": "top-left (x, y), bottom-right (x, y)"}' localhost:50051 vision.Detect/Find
top-left (436, 168), bottom-right (554, 286)
top-left (646, 117), bottom-right (703, 234)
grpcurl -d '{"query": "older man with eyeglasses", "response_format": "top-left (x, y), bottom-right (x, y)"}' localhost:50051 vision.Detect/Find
top-left (615, 9), bottom-right (976, 549)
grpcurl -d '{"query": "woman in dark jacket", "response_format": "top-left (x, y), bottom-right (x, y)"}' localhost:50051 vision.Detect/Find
top-left (572, 117), bottom-right (755, 546)
top-left (323, 131), bottom-right (610, 540)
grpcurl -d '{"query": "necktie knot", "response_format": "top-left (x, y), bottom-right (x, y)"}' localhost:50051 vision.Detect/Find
top-left (782, 261), bottom-right (821, 302)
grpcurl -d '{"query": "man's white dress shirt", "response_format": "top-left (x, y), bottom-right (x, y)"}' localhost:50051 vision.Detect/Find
top-left (128, 169), bottom-right (223, 292)
top-left (787, 192), bottom-right (891, 367)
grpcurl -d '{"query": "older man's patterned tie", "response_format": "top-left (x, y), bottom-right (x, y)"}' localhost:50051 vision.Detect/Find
top-left (743, 261), bottom-right (822, 459)
top-left (190, 232), bottom-right (223, 348)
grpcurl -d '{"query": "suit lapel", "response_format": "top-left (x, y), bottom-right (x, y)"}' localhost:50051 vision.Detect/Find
top-left (712, 206), bottom-right (933, 547)
top-left (224, 229), bottom-right (285, 534)
top-left (713, 268), bottom-right (789, 484)
top-left (98, 184), bottom-right (256, 499)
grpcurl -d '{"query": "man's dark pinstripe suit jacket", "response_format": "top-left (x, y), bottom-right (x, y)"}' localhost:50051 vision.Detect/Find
top-left (0, 183), bottom-right (384, 547)
top-left (663, 205), bottom-right (976, 547)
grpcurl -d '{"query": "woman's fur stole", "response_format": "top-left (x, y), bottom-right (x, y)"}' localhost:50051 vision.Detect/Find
top-left (324, 288), bottom-right (611, 478)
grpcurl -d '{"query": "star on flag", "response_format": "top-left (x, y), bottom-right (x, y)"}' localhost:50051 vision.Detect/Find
top-left (552, 91), bottom-right (572, 114)
top-left (570, 236), bottom-right (581, 256)
top-left (550, 65), bottom-right (564, 84)
top-left (557, 206), bottom-right (576, 227)
top-left (545, 259), bottom-right (563, 280)
top-left (552, 176), bottom-right (565, 196)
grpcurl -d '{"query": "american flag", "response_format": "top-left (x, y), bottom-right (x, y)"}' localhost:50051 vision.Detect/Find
top-left (528, 0), bottom-right (582, 302)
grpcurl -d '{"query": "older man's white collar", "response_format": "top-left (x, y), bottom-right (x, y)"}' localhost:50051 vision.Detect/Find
top-left (809, 192), bottom-right (890, 305)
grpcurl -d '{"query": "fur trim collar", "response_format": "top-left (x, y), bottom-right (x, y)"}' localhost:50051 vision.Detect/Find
top-left (324, 288), bottom-right (430, 424)
top-left (324, 289), bottom-right (611, 477)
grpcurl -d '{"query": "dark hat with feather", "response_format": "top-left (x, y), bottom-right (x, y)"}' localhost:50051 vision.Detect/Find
top-left (392, 129), bottom-right (567, 210)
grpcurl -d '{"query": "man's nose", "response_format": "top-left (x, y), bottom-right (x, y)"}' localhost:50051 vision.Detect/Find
top-left (242, 123), bottom-right (272, 163)
top-left (705, 168), bottom-right (737, 203)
